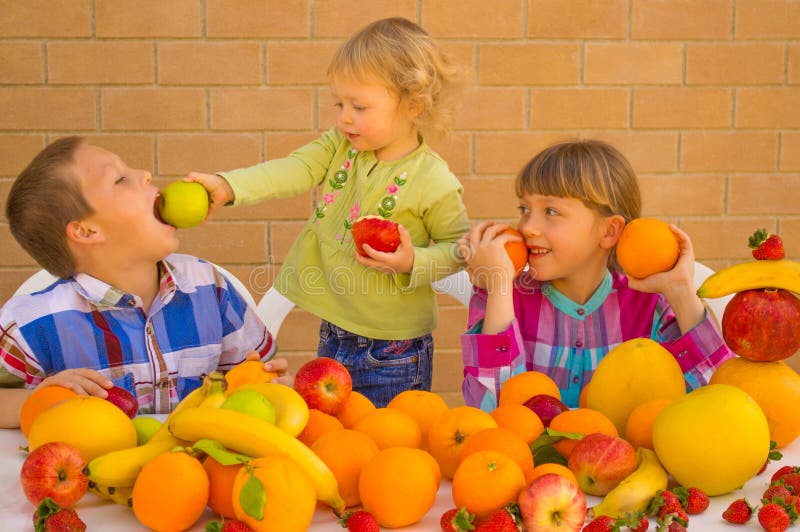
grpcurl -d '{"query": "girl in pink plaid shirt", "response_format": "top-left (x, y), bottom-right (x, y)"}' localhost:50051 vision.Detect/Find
top-left (458, 141), bottom-right (732, 411)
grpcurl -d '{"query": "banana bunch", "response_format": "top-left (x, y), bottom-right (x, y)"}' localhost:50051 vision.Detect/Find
top-left (589, 447), bottom-right (668, 519)
top-left (168, 406), bottom-right (346, 515)
top-left (88, 481), bottom-right (133, 507)
top-left (234, 381), bottom-right (309, 436)
top-left (697, 259), bottom-right (800, 299)
top-left (85, 371), bottom-right (227, 502)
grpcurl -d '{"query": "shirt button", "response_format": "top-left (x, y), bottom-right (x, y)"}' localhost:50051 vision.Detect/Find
top-left (575, 340), bottom-right (583, 348)
top-left (577, 308), bottom-right (585, 316)
top-left (128, 300), bottom-right (136, 307)
top-left (678, 350), bottom-right (687, 358)
top-left (496, 345), bottom-right (508, 352)
top-left (572, 376), bottom-right (579, 384)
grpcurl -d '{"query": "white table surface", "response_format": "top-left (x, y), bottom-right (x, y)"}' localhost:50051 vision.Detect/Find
top-left (2, 427), bottom-right (797, 531)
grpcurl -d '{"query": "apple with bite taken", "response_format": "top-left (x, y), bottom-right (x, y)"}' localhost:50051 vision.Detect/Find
top-left (293, 358), bottom-right (352, 415)
top-left (567, 433), bottom-right (638, 496)
top-left (518, 472), bottom-right (586, 531)
top-left (351, 216), bottom-right (400, 257)
top-left (523, 394), bottom-right (568, 427)
top-left (20, 441), bottom-right (89, 507)
top-left (104, 386), bottom-right (138, 419)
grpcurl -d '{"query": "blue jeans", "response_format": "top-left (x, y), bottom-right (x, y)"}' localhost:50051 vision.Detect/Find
top-left (317, 320), bottom-right (433, 407)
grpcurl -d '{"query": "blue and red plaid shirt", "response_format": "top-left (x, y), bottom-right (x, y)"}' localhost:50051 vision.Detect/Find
top-left (0, 254), bottom-right (275, 414)
top-left (461, 270), bottom-right (734, 412)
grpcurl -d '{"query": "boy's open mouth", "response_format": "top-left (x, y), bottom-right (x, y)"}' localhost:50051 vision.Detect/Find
top-left (153, 194), bottom-right (168, 225)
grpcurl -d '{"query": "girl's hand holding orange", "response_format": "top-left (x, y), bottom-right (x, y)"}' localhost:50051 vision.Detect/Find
top-left (458, 222), bottom-right (521, 292)
top-left (624, 224), bottom-right (695, 297)
top-left (355, 224), bottom-right (415, 274)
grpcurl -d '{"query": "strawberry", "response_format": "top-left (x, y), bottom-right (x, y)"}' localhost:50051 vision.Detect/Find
top-left (758, 502), bottom-right (790, 532)
top-left (778, 472), bottom-right (800, 494)
top-left (648, 490), bottom-right (683, 519)
top-left (722, 498), bottom-right (754, 525)
top-left (785, 495), bottom-right (800, 515)
top-left (339, 510), bottom-right (380, 532)
top-left (763, 483), bottom-right (793, 504)
top-left (33, 498), bottom-right (86, 532)
top-left (672, 486), bottom-right (709, 515)
top-left (627, 515), bottom-right (649, 532)
top-left (582, 515), bottom-right (619, 531)
top-left (205, 519), bottom-right (253, 532)
top-left (771, 466), bottom-right (800, 483)
top-left (749, 228), bottom-right (785, 260)
top-left (654, 512), bottom-right (686, 532)
top-left (475, 504), bottom-right (521, 532)
top-left (440, 507), bottom-right (475, 532)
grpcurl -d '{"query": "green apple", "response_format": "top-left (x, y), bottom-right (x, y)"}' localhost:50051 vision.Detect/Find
top-left (221, 389), bottom-right (277, 424)
top-left (132, 416), bottom-right (163, 446)
top-left (157, 181), bottom-right (209, 228)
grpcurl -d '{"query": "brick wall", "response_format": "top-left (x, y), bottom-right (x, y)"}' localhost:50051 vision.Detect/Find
top-left (1, 1), bottom-right (798, 404)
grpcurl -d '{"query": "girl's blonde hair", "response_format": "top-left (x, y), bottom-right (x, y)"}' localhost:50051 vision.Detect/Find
top-left (515, 140), bottom-right (642, 270)
top-left (327, 17), bottom-right (462, 140)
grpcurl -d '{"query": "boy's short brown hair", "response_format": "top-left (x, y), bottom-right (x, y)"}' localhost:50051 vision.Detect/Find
top-left (6, 136), bottom-right (93, 278)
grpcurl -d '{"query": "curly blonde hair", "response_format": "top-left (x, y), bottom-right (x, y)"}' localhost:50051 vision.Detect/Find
top-left (327, 17), bottom-right (463, 141)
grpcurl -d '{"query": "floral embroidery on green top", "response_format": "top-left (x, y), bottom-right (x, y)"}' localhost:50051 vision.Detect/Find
top-left (314, 148), bottom-right (356, 222)
top-left (336, 171), bottom-right (409, 244)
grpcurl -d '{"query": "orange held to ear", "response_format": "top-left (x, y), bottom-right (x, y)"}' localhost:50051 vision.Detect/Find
top-left (616, 218), bottom-right (679, 279)
top-left (499, 228), bottom-right (528, 274)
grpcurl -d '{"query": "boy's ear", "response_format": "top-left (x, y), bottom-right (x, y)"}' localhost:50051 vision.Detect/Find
top-left (600, 214), bottom-right (626, 249)
top-left (66, 221), bottom-right (104, 244)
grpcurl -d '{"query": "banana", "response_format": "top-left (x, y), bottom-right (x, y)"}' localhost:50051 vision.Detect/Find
top-left (697, 259), bottom-right (800, 299)
top-left (589, 447), bottom-right (668, 519)
top-left (85, 371), bottom-right (226, 488)
top-left (88, 480), bottom-right (133, 508)
top-left (168, 406), bottom-right (346, 515)
top-left (235, 382), bottom-right (310, 437)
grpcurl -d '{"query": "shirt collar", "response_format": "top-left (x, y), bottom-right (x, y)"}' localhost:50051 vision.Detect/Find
top-left (541, 270), bottom-right (613, 320)
top-left (70, 259), bottom-right (180, 309)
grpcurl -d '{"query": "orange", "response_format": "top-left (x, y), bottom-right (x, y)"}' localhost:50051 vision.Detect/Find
top-left (452, 449), bottom-right (526, 520)
top-left (335, 391), bottom-right (376, 428)
top-left (132, 450), bottom-right (209, 532)
top-left (578, 383), bottom-right (590, 408)
top-left (203, 456), bottom-right (243, 519)
top-left (710, 357), bottom-right (800, 448)
top-left (225, 360), bottom-right (278, 394)
top-left (353, 407), bottom-right (422, 449)
top-left (548, 408), bottom-right (618, 458)
top-left (387, 390), bottom-right (449, 451)
top-left (232, 455), bottom-right (317, 532)
top-left (501, 228), bottom-right (528, 274)
top-left (19, 385), bottom-right (77, 438)
top-left (490, 403), bottom-right (545, 446)
top-left (359, 447), bottom-right (439, 528)
top-left (527, 462), bottom-right (579, 487)
top-left (624, 398), bottom-right (674, 450)
top-left (297, 408), bottom-right (344, 447)
top-left (310, 428), bottom-right (380, 508)
top-left (498, 371), bottom-right (560, 407)
top-left (460, 427), bottom-right (535, 481)
top-left (427, 406), bottom-right (498, 479)
top-left (616, 218), bottom-right (679, 279)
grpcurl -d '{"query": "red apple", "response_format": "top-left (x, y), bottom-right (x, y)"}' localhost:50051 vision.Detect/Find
top-left (104, 386), bottom-right (138, 418)
top-left (523, 394), bottom-right (568, 427)
top-left (567, 433), bottom-right (638, 496)
top-left (293, 358), bottom-right (352, 415)
top-left (518, 473), bottom-right (586, 531)
top-left (351, 216), bottom-right (400, 257)
top-left (722, 288), bottom-right (800, 362)
top-left (20, 441), bottom-right (89, 507)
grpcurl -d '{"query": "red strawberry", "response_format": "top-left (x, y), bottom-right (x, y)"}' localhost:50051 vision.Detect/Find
top-left (440, 507), bottom-right (475, 532)
top-left (205, 519), bottom-right (253, 532)
top-left (722, 498), bottom-right (754, 524)
top-left (648, 490), bottom-right (683, 519)
top-left (582, 515), bottom-right (619, 531)
top-left (33, 498), bottom-right (86, 532)
top-left (758, 502), bottom-right (790, 532)
top-left (672, 486), bottom-right (709, 515)
top-left (763, 483), bottom-right (793, 504)
top-left (786, 495), bottom-right (800, 515)
top-left (475, 505), bottom-right (521, 532)
top-left (655, 512), bottom-right (686, 532)
top-left (339, 510), bottom-right (380, 532)
top-left (778, 472), bottom-right (800, 494)
top-left (749, 228), bottom-right (785, 260)
top-left (772, 466), bottom-right (800, 483)
top-left (627, 515), bottom-right (649, 532)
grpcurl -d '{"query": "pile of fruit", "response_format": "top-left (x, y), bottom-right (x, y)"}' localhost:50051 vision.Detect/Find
top-left (14, 228), bottom-right (800, 532)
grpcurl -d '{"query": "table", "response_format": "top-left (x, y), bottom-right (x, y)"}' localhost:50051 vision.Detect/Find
top-left (2, 427), bottom-right (798, 531)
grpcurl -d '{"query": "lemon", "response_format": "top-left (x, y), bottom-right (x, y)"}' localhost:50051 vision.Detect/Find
top-left (652, 383), bottom-right (770, 496)
top-left (157, 181), bottom-right (209, 228)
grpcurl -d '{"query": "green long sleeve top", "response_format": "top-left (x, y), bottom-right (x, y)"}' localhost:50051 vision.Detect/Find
top-left (221, 127), bottom-right (470, 340)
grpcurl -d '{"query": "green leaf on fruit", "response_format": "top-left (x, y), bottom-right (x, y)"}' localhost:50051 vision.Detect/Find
top-left (768, 440), bottom-right (783, 462)
top-left (240, 472), bottom-right (266, 521)
top-left (529, 428), bottom-right (583, 466)
top-left (192, 439), bottom-right (253, 466)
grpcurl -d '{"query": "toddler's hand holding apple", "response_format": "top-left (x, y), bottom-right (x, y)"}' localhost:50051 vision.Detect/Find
top-left (183, 172), bottom-right (235, 216)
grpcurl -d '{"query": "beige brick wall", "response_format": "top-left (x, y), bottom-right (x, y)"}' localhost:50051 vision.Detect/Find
top-left (2, 1), bottom-right (799, 404)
